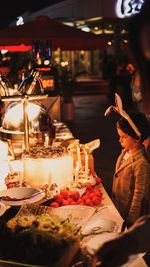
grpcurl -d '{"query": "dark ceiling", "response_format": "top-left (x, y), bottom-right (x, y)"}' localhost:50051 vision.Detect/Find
top-left (0, 0), bottom-right (63, 28)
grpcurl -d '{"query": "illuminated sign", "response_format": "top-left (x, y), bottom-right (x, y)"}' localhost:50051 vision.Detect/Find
top-left (40, 76), bottom-right (55, 90)
top-left (16, 16), bottom-right (24, 26)
top-left (116, 0), bottom-right (144, 18)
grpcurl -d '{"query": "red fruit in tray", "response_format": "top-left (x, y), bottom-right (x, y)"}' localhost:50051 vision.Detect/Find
top-left (85, 182), bottom-right (92, 188)
top-left (93, 188), bottom-right (102, 196)
top-left (81, 195), bottom-right (89, 202)
top-left (70, 191), bottom-right (80, 201)
top-left (54, 194), bottom-right (63, 204)
top-left (85, 199), bottom-right (94, 206)
top-left (78, 201), bottom-right (84, 205)
top-left (7, 183), bottom-right (15, 189)
top-left (92, 196), bottom-right (102, 205)
top-left (50, 202), bottom-right (60, 208)
top-left (61, 199), bottom-right (70, 206)
top-left (76, 199), bottom-right (84, 205)
top-left (70, 201), bottom-right (76, 205)
top-left (86, 187), bottom-right (93, 194)
top-left (60, 189), bottom-right (69, 199)
top-left (67, 197), bottom-right (74, 204)
top-left (89, 192), bottom-right (95, 199)
top-left (95, 177), bottom-right (102, 185)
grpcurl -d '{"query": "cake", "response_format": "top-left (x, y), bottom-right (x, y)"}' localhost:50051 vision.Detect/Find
top-left (22, 145), bottom-right (74, 189)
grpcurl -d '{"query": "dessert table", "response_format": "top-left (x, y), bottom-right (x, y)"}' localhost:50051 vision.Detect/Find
top-left (0, 121), bottom-right (124, 229)
top-left (0, 121), bottom-right (148, 266)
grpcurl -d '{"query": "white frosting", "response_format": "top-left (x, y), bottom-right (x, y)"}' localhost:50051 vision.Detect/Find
top-left (22, 155), bottom-right (74, 189)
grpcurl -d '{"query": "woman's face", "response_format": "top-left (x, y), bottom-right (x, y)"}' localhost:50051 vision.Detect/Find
top-left (139, 24), bottom-right (150, 60)
top-left (117, 128), bottom-right (138, 150)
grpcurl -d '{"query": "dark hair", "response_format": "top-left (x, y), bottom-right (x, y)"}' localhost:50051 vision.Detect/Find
top-left (117, 112), bottom-right (150, 142)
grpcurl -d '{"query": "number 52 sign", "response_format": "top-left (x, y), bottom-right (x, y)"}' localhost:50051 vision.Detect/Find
top-left (116, 0), bottom-right (144, 18)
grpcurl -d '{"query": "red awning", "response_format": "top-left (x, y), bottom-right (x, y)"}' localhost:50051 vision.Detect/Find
top-left (0, 16), bottom-right (107, 51)
top-left (0, 44), bottom-right (32, 52)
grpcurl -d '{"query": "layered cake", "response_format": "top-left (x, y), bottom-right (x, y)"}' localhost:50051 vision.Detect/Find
top-left (22, 145), bottom-right (73, 189)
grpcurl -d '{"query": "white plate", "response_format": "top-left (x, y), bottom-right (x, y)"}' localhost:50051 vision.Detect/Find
top-left (81, 218), bottom-right (116, 236)
top-left (51, 205), bottom-right (95, 227)
top-left (0, 187), bottom-right (45, 206)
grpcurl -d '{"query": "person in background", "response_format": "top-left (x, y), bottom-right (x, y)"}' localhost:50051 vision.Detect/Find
top-left (115, 59), bottom-right (134, 111)
top-left (104, 54), bottom-right (117, 105)
top-left (130, 70), bottom-right (143, 112)
top-left (128, 0), bottom-right (150, 121)
top-left (112, 112), bottom-right (150, 228)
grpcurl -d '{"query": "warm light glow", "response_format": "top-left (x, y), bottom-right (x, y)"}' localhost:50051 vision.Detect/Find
top-left (60, 61), bottom-right (69, 67)
top-left (27, 103), bottom-right (41, 121)
top-left (63, 22), bottom-right (74, 27)
top-left (108, 41), bottom-right (112, 46)
top-left (9, 160), bottom-right (23, 173)
top-left (0, 141), bottom-right (8, 160)
top-left (23, 156), bottom-right (73, 188)
top-left (1, 50), bottom-right (8, 54)
top-left (0, 161), bottom-right (9, 190)
top-left (104, 29), bottom-right (114, 34)
top-left (16, 16), bottom-right (24, 26)
top-left (121, 29), bottom-right (127, 34)
top-left (81, 26), bottom-right (90, 32)
top-left (4, 103), bottom-right (41, 129)
top-left (44, 60), bottom-right (50, 65)
top-left (86, 17), bottom-right (103, 22)
top-left (92, 29), bottom-right (103, 35)
top-left (36, 57), bottom-right (42, 65)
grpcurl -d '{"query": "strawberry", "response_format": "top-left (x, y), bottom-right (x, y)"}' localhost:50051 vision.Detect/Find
top-left (70, 191), bottom-right (80, 201)
top-left (85, 199), bottom-right (94, 206)
top-left (61, 199), bottom-right (70, 206)
top-left (95, 177), bottom-right (102, 185)
top-left (60, 189), bottom-right (69, 199)
top-left (93, 188), bottom-right (102, 196)
top-left (84, 182), bottom-right (92, 188)
top-left (81, 195), bottom-right (89, 202)
top-left (54, 194), bottom-right (63, 204)
top-left (7, 183), bottom-right (15, 189)
top-left (76, 199), bottom-right (84, 205)
top-left (67, 197), bottom-right (74, 204)
top-left (70, 201), bottom-right (76, 205)
top-left (86, 187), bottom-right (94, 194)
top-left (89, 192), bottom-right (95, 199)
top-left (50, 202), bottom-right (59, 208)
top-left (92, 196), bottom-right (102, 205)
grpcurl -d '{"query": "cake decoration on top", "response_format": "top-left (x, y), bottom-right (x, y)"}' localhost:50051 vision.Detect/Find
top-left (23, 145), bottom-right (67, 158)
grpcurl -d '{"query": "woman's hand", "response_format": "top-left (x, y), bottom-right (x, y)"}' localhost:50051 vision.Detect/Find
top-left (93, 215), bottom-right (150, 267)
top-left (94, 233), bottom-right (137, 267)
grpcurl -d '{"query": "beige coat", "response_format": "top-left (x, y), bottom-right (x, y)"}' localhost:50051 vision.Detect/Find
top-left (112, 145), bottom-right (150, 225)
